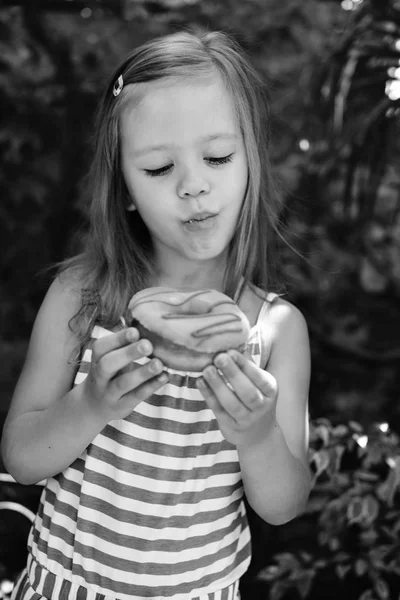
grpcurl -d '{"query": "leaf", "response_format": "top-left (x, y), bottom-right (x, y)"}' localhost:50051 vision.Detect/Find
top-left (328, 537), bottom-right (340, 551)
top-left (258, 565), bottom-right (282, 581)
top-left (358, 590), bottom-right (374, 600)
top-left (347, 497), bottom-right (364, 523)
top-left (376, 461), bottom-right (400, 506)
top-left (332, 424), bottom-right (349, 437)
top-left (355, 471), bottom-right (380, 483)
top-left (336, 564), bottom-right (351, 579)
top-left (369, 546), bottom-right (392, 564)
top-left (313, 424), bottom-right (331, 447)
top-left (270, 581), bottom-right (291, 600)
top-left (311, 449), bottom-right (331, 479)
top-left (295, 571), bottom-right (315, 598)
top-left (374, 578), bottom-right (390, 600)
top-left (349, 421), bottom-right (364, 433)
top-left (362, 495), bottom-right (380, 525)
top-left (355, 559), bottom-right (369, 576)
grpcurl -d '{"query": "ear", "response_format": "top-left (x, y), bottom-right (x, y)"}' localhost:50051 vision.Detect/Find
top-left (126, 201), bottom-right (136, 212)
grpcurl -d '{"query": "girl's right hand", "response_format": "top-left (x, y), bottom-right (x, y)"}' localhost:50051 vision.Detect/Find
top-left (82, 327), bottom-right (168, 422)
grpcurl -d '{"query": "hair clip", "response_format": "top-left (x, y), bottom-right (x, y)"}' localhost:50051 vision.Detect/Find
top-left (113, 74), bottom-right (124, 97)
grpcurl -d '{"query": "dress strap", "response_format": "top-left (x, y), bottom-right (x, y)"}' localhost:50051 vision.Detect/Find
top-left (258, 292), bottom-right (280, 370)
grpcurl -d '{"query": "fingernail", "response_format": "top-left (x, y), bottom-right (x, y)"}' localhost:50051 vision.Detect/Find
top-left (204, 366), bottom-right (217, 379)
top-left (127, 328), bottom-right (138, 342)
top-left (139, 340), bottom-right (151, 354)
top-left (149, 359), bottom-right (162, 374)
top-left (157, 373), bottom-right (168, 384)
top-left (214, 354), bottom-right (228, 368)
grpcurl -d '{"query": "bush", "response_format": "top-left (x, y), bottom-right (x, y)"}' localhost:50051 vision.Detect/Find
top-left (258, 418), bottom-right (400, 600)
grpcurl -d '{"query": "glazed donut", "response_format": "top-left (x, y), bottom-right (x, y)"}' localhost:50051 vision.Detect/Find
top-left (127, 287), bottom-right (251, 372)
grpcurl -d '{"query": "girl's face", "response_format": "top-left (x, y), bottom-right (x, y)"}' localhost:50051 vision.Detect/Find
top-left (119, 74), bottom-right (248, 274)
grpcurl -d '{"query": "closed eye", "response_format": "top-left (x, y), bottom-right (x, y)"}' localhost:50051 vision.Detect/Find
top-left (144, 164), bottom-right (173, 178)
top-left (144, 154), bottom-right (234, 178)
top-left (206, 154), bottom-right (234, 166)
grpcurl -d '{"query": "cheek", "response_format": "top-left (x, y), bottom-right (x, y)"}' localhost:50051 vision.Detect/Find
top-left (226, 160), bottom-right (248, 203)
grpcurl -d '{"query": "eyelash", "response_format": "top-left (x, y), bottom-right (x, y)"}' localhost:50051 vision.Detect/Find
top-left (144, 154), bottom-right (234, 178)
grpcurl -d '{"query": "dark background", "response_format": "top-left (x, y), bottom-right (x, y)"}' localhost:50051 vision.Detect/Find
top-left (1, 1), bottom-right (400, 598)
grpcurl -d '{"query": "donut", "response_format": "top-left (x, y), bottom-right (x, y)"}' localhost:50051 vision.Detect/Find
top-left (127, 287), bottom-right (251, 372)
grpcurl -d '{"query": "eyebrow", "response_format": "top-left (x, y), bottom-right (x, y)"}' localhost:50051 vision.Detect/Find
top-left (133, 133), bottom-right (238, 157)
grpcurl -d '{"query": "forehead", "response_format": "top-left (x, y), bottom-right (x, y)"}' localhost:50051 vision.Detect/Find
top-left (119, 75), bottom-right (240, 151)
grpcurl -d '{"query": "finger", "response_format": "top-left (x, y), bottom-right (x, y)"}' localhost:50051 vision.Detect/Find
top-left (110, 357), bottom-right (164, 398)
top-left (95, 336), bottom-right (154, 381)
top-left (196, 377), bottom-right (237, 428)
top-left (202, 365), bottom-right (251, 422)
top-left (119, 371), bottom-right (169, 412)
top-left (92, 328), bottom-right (139, 363)
top-left (213, 353), bottom-right (264, 411)
top-left (227, 349), bottom-right (278, 399)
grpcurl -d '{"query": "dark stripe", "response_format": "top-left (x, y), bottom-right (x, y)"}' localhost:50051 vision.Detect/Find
top-left (76, 586), bottom-right (87, 600)
top-left (10, 570), bottom-right (27, 600)
top-left (42, 570), bottom-right (56, 599)
top-left (32, 560), bottom-right (41, 591)
top-left (68, 544), bottom-right (250, 597)
top-left (70, 532), bottom-right (243, 576)
top-left (60, 578), bottom-right (72, 600)
top-left (116, 408), bottom-right (220, 436)
top-left (86, 447), bottom-right (240, 483)
top-left (73, 490), bottom-right (242, 529)
top-left (102, 424), bottom-right (235, 459)
top-left (17, 575), bottom-right (31, 600)
top-left (138, 391), bottom-right (210, 411)
top-left (72, 509), bottom-right (244, 553)
top-left (44, 475), bottom-right (242, 513)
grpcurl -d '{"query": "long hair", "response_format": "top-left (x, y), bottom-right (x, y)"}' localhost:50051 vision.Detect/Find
top-left (60, 29), bottom-right (285, 346)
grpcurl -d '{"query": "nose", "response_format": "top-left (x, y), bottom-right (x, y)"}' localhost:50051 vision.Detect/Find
top-left (177, 167), bottom-right (210, 199)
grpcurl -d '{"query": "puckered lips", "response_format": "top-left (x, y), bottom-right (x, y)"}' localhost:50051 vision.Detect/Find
top-left (183, 210), bottom-right (218, 224)
top-left (182, 211), bottom-right (218, 232)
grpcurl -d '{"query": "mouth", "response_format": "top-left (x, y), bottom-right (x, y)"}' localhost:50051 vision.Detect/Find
top-left (184, 212), bottom-right (217, 224)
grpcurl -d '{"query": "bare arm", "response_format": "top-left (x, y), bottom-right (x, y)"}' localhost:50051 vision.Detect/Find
top-left (237, 300), bottom-right (312, 524)
top-left (1, 275), bottom-right (168, 485)
top-left (197, 299), bottom-right (312, 525)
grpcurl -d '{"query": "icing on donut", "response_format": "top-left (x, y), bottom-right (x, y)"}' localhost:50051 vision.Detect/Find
top-left (127, 287), bottom-right (250, 370)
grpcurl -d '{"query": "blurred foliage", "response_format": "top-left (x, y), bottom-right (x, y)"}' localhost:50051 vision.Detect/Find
top-left (256, 418), bottom-right (400, 600)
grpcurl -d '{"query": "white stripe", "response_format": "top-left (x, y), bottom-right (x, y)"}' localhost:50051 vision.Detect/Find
top-left (101, 419), bottom-right (222, 447)
top-left (132, 398), bottom-right (212, 423)
top-left (67, 548), bottom-right (246, 594)
top-left (38, 487), bottom-right (244, 548)
top-left (74, 371), bottom-right (88, 384)
top-left (75, 486), bottom-right (244, 534)
top-left (30, 552), bottom-right (247, 600)
top-left (92, 325), bottom-right (114, 338)
top-left (91, 433), bottom-right (239, 470)
top-left (69, 520), bottom-right (243, 565)
top-left (82, 348), bottom-right (92, 362)
top-left (83, 461), bottom-right (242, 502)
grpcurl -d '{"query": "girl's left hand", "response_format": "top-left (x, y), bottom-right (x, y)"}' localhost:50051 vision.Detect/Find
top-left (196, 349), bottom-right (278, 448)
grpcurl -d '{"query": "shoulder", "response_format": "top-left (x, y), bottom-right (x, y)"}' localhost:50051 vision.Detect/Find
top-left (32, 267), bottom-right (89, 349)
top-left (265, 296), bottom-right (310, 356)
top-left (40, 269), bottom-right (84, 320)
top-left (265, 296), bottom-right (311, 380)
top-left (6, 269), bottom-right (87, 420)
top-left (245, 283), bottom-right (309, 364)
top-left (267, 296), bottom-right (308, 337)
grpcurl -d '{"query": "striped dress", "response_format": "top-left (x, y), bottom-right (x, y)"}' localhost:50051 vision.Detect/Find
top-left (11, 294), bottom-right (277, 600)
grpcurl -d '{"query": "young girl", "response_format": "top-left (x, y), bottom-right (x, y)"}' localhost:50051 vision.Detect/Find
top-left (2, 29), bottom-right (312, 600)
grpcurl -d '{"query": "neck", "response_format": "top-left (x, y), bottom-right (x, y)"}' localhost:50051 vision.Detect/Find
top-left (151, 261), bottom-right (226, 293)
